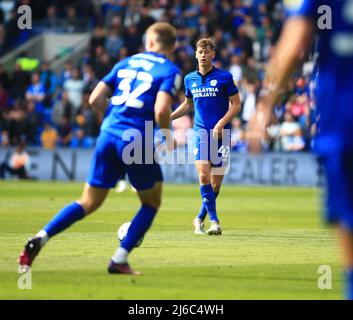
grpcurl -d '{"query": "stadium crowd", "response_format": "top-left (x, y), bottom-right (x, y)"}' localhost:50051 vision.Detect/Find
top-left (0, 0), bottom-right (317, 152)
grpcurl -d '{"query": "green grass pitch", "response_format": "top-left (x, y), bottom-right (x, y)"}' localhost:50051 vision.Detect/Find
top-left (0, 181), bottom-right (343, 299)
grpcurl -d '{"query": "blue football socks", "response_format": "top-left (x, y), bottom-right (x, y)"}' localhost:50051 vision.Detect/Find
top-left (199, 184), bottom-right (218, 222)
top-left (121, 205), bottom-right (157, 252)
top-left (197, 190), bottom-right (219, 221)
top-left (44, 202), bottom-right (85, 238)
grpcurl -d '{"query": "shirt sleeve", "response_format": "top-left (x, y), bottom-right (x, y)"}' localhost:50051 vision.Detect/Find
top-left (184, 76), bottom-right (192, 98)
top-left (101, 59), bottom-right (126, 90)
top-left (283, 0), bottom-right (317, 19)
top-left (225, 73), bottom-right (239, 97)
top-left (158, 70), bottom-right (182, 98)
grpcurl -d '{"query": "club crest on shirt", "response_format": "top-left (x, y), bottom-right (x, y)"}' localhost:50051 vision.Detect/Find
top-left (210, 80), bottom-right (217, 87)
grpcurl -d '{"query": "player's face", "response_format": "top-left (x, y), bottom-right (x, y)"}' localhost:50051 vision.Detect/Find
top-left (196, 46), bottom-right (215, 68)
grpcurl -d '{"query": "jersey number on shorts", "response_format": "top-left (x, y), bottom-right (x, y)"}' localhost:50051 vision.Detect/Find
top-left (218, 146), bottom-right (230, 158)
top-left (111, 69), bottom-right (153, 108)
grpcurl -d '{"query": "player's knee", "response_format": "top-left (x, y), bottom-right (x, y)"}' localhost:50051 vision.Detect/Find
top-left (140, 192), bottom-right (161, 210)
top-left (77, 199), bottom-right (102, 215)
top-left (199, 173), bottom-right (211, 185)
top-left (142, 197), bottom-right (161, 210)
top-left (212, 183), bottom-right (221, 193)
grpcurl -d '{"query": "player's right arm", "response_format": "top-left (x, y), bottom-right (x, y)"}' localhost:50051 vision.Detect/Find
top-left (154, 91), bottom-right (175, 150)
top-left (248, 8), bottom-right (315, 152)
top-left (155, 69), bottom-right (182, 150)
top-left (89, 81), bottom-right (111, 112)
top-left (170, 97), bottom-right (194, 121)
top-left (170, 74), bottom-right (194, 121)
top-left (89, 60), bottom-right (125, 112)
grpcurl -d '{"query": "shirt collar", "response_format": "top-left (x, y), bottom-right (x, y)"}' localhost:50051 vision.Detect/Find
top-left (197, 66), bottom-right (216, 77)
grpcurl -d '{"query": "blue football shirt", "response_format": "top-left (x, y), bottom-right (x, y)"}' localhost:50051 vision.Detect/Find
top-left (285, 0), bottom-right (353, 153)
top-left (101, 51), bottom-right (181, 138)
top-left (184, 67), bottom-right (239, 131)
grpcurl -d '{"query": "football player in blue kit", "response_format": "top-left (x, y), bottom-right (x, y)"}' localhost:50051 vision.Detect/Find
top-left (249, 0), bottom-right (353, 299)
top-left (171, 38), bottom-right (241, 235)
top-left (18, 22), bottom-right (181, 275)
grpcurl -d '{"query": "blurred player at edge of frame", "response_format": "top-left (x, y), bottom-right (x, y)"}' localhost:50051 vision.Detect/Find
top-left (248, 0), bottom-right (353, 299)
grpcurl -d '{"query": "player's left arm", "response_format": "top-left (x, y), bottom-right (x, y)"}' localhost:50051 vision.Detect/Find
top-left (213, 91), bottom-right (241, 139)
top-left (89, 81), bottom-right (112, 112)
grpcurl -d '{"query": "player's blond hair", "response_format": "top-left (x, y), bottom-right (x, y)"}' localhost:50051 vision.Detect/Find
top-left (196, 38), bottom-right (216, 51)
top-left (146, 22), bottom-right (177, 52)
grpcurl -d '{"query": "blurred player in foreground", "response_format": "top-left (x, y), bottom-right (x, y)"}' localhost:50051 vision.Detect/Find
top-left (248, 0), bottom-right (353, 299)
top-left (18, 22), bottom-right (181, 275)
top-left (171, 38), bottom-right (240, 235)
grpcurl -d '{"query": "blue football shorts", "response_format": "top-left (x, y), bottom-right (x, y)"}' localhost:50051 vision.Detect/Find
top-left (194, 129), bottom-right (231, 168)
top-left (86, 131), bottom-right (163, 190)
top-left (319, 151), bottom-right (353, 231)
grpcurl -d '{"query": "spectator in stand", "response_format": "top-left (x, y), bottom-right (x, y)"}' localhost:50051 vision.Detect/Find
top-left (40, 122), bottom-right (58, 150)
top-left (57, 115), bottom-right (72, 147)
top-left (94, 52), bottom-right (113, 80)
top-left (4, 9), bottom-right (20, 49)
top-left (71, 91), bottom-right (99, 148)
top-left (231, 0), bottom-right (249, 29)
top-left (241, 82), bottom-right (256, 127)
top-left (10, 63), bottom-right (31, 100)
top-left (105, 28), bottom-right (125, 60)
top-left (82, 64), bottom-right (98, 92)
top-left (60, 62), bottom-right (73, 88)
top-left (42, 5), bottom-right (61, 31)
top-left (105, 0), bottom-right (128, 24)
top-left (218, 47), bottom-right (231, 69)
top-left (231, 117), bottom-right (247, 152)
top-left (256, 15), bottom-right (274, 62)
top-left (172, 94), bottom-right (193, 147)
top-left (0, 64), bottom-right (10, 90)
top-left (65, 6), bottom-right (81, 33)
top-left (40, 62), bottom-right (58, 113)
top-left (137, 7), bottom-right (155, 34)
top-left (91, 45), bottom-right (106, 73)
top-left (89, 22), bottom-right (106, 56)
top-left (237, 25), bottom-right (254, 59)
top-left (202, 1), bottom-right (219, 33)
top-left (229, 54), bottom-right (243, 84)
top-left (280, 112), bottom-right (305, 152)
top-left (243, 57), bottom-right (260, 89)
top-left (0, 142), bottom-right (30, 179)
top-left (63, 68), bottom-right (85, 113)
top-left (25, 101), bottom-right (40, 145)
top-left (25, 72), bottom-right (45, 118)
top-left (183, 0), bottom-right (201, 32)
top-left (149, 0), bottom-right (167, 21)
top-left (0, 84), bottom-right (8, 110)
top-left (0, 130), bottom-right (10, 146)
top-left (124, 1), bottom-right (141, 28)
top-left (52, 91), bottom-right (75, 126)
top-left (15, 51), bottom-right (40, 72)
top-left (286, 93), bottom-right (310, 128)
top-left (124, 24), bottom-right (141, 55)
top-left (266, 116), bottom-right (282, 152)
top-left (3, 100), bottom-right (27, 145)
top-left (0, 24), bottom-right (7, 56)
